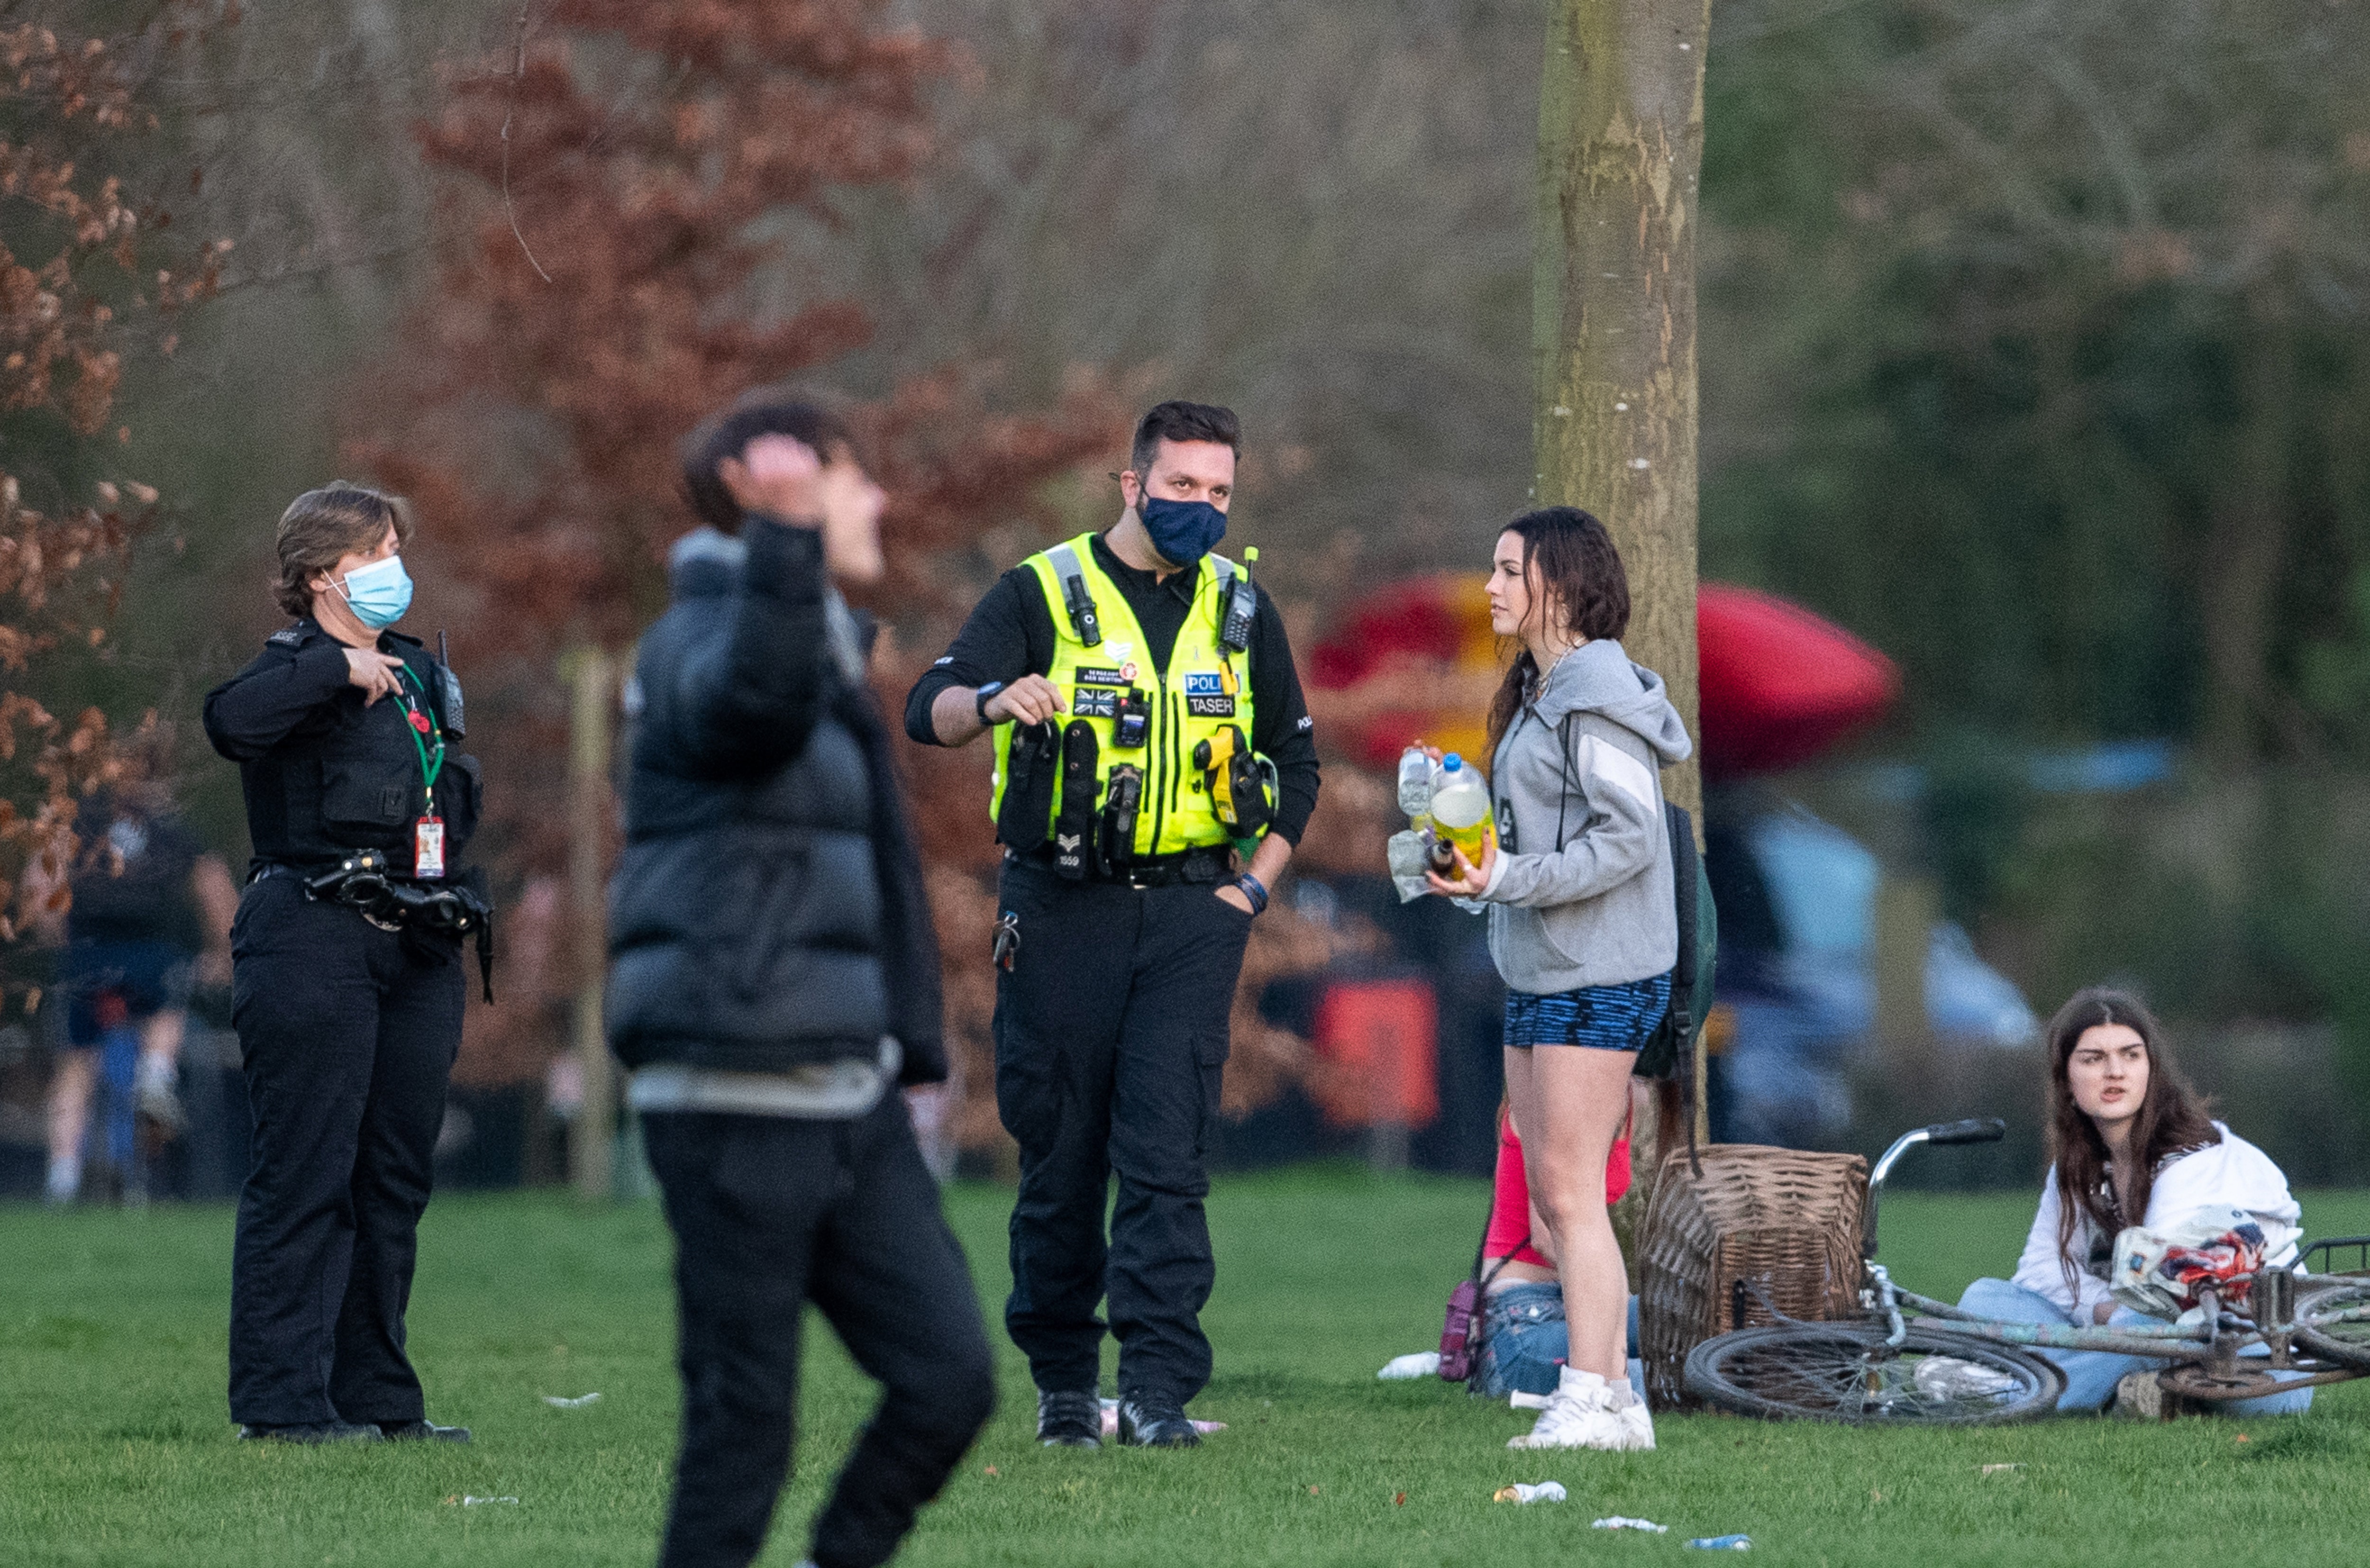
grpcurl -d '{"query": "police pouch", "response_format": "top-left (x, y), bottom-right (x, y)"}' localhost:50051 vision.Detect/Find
top-left (1101, 764), bottom-right (1143, 875)
top-left (996, 721), bottom-right (1060, 853)
top-left (1051, 720), bottom-right (1101, 880)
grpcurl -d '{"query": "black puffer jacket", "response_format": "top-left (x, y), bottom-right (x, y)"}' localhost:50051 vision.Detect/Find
top-left (604, 519), bottom-right (945, 1081)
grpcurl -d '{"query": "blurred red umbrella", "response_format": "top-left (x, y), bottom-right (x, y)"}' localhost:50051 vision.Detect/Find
top-left (1310, 577), bottom-right (1897, 779)
top-left (1695, 585), bottom-right (1897, 777)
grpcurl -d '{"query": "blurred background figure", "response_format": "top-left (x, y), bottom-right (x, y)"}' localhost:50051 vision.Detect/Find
top-left (41, 781), bottom-right (237, 1206)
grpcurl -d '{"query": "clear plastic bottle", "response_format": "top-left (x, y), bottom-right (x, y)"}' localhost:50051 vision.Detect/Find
top-left (1396, 745), bottom-right (1435, 820)
top-left (1429, 753), bottom-right (1491, 864)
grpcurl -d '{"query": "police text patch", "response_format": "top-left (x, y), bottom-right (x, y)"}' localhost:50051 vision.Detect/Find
top-left (1075, 666), bottom-right (1128, 688)
top-left (1183, 672), bottom-right (1226, 696)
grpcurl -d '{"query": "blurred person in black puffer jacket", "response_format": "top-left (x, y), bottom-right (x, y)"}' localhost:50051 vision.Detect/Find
top-left (608, 388), bottom-right (993, 1568)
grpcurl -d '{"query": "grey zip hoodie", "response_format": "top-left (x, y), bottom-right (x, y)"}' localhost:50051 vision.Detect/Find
top-left (1476, 638), bottom-right (1693, 995)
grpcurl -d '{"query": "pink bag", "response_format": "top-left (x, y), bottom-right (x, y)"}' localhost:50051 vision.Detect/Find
top-left (1438, 1278), bottom-right (1483, 1382)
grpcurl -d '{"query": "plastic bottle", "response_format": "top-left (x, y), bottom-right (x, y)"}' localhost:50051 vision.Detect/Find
top-left (1428, 754), bottom-right (1491, 865)
top-left (1396, 746), bottom-right (1435, 820)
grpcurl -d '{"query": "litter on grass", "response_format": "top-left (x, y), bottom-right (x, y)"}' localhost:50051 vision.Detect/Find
top-left (1096, 1398), bottom-right (1226, 1436)
top-left (1377, 1351), bottom-right (1440, 1380)
top-left (542, 1392), bottom-right (602, 1408)
top-left (1980, 1463), bottom-right (2024, 1475)
top-left (1686, 1535), bottom-right (1752, 1550)
top-left (1593, 1516), bottom-right (1668, 1532)
top-left (1509, 1390), bottom-right (1552, 1410)
top-left (463, 1496), bottom-right (520, 1507)
top-left (1493, 1482), bottom-right (1567, 1504)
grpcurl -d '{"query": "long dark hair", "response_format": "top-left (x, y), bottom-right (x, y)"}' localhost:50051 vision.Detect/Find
top-left (1483, 507), bottom-right (1631, 755)
top-left (2045, 987), bottom-right (2219, 1295)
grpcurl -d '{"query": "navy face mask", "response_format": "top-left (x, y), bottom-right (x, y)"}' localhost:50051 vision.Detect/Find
top-left (1139, 495), bottom-right (1228, 567)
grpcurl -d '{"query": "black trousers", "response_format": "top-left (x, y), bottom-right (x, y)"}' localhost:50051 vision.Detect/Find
top-left (643, 1093), bottom-right (995, 1568)
top-left (227, 872), bottom-right (464, 1426)
top-left (992, 857), bottom-right (1254, 1405)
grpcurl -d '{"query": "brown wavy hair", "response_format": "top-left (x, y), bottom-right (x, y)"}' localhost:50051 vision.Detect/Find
top-left (273, 482), bottom-right (413, 619)
top-left (2045, 987), bottom-right (2219, 1297)
top-left (1483, 507), bottom-right (1630, 755)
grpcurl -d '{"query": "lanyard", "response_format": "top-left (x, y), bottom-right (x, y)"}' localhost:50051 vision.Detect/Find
top-left (394, 664), bottom-right (446, 810)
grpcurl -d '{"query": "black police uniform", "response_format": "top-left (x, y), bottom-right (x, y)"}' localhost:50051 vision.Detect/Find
top-left (905, 534), bottom-right (1320, 1414)
top-left (202, 618), bottom-right (482, 1433)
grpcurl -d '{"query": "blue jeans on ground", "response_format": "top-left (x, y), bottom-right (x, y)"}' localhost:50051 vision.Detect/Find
top-left (1957, 1277), bottom-right (2314, 1416)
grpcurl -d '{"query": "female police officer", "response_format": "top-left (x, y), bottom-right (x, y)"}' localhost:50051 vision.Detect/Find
top-left (203, 483), bottom-right (484, 1444)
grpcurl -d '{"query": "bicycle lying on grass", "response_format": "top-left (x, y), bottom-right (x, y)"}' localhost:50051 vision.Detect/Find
top-left (1683, 1118), bottom-right (2370, 1424)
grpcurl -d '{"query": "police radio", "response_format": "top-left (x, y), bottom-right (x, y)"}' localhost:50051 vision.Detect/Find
top-left (435, 630), bottom-right (467, 739)
top-left (1220, 548), bottom-right (1259, 655)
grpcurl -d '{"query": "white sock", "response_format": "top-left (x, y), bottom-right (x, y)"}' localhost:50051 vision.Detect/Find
top-left (46, 1154), bottom-right (81, 1200)
top-left (137, 1054), bottom-right (177, 1093)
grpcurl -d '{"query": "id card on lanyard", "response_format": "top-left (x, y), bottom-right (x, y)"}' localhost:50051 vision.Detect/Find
top-left (395, 664), bottom-right (448, 878)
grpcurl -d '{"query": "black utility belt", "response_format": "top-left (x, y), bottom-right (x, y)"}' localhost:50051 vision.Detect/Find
top-left (1009, 844), bottom-right (1231, 890)
top-left (258, 851), bottom-right (496, 1002)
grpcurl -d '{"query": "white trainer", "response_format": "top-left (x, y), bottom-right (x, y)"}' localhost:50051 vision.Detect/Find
top-left (1508, 1366), bottom-right (1624, 1450)
top-left (1604, 1380), bottom-right (1656, 1450)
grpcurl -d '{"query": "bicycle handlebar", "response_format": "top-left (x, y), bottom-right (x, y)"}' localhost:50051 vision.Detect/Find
top-left (1863, 1117), bottom-right (2011, 1261)
top-left (1921, 1117), bottom-right (2007, 1147)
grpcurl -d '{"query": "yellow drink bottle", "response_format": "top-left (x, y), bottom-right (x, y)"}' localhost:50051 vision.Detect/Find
top-left (1429, 753), bottom-right (1491, 864)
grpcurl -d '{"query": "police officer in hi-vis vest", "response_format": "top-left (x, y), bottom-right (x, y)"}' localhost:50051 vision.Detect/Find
top-left (906, 401), bottom-right (1320, 1449)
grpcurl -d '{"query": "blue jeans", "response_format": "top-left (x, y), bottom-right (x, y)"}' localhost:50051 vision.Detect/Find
top-left (1475, 1284), bottom-right (1645, 1403)
top-left (1956, 1278), bottom-right (2314, 1416)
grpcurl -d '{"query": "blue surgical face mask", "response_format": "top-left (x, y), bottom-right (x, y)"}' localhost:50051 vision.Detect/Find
top-left (1139, 495), bottom-right (1228, 568)
top-left (339, 554), bottom-right (414, 630)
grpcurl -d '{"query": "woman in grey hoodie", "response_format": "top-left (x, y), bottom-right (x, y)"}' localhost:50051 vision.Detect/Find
top-left (1428, 507), bottom-right (1692, 1452)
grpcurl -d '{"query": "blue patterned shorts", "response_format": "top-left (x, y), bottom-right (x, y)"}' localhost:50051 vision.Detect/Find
top-left (1503, 970), bottom-right (1672, 1051)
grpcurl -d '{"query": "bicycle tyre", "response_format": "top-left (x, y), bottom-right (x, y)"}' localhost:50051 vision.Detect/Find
top-left (1684, 1321), bottom-right (2065, 1425)
top-left (2295, 1281), bottom-right (2370, 1371)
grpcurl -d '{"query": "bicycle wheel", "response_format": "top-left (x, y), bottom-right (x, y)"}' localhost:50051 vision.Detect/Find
top-left (2296, 1281), bottom-right (2370, 1371)
top-left (1685, 1321), bottom-right (2065, 1425)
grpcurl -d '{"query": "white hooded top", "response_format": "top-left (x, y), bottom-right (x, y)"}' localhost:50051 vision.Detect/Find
top-left (2009, 1122), bottom-right (2300, 1317)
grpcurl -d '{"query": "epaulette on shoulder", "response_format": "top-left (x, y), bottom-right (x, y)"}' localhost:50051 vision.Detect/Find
top-left (266, 625), bottom-right (306, 648)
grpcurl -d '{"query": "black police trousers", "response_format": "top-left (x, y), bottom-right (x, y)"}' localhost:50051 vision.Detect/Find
top-left (227, 871), bottom-right (464, 1427)
top-left (993, 856), bottom-right (1254, 1405)
top-left (643, 1093), bottom-right (995, 1568)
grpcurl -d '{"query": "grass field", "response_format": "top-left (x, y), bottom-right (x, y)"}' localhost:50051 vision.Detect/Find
top-left (5, 1171), bottom-right (2370, 1568)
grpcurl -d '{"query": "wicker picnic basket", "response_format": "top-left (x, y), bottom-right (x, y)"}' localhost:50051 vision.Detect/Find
top-left (1637, 1143), bottom-right (1870, 1411)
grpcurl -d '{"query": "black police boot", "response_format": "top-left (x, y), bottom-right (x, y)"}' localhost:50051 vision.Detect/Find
top-left (380, 1419), bottom-right (472, 1443)
top-left (238, 1421), bottom-right (386, 1445)
top-left (1035, 1388), bottom-right (1103, 1449)
top-left (1114, 1393), bottom-right (1199, 1449)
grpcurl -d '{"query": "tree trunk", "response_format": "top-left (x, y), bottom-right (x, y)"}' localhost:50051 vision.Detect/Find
top-left (2199, 290), bottom-right (2295, 769)
top-left (1531, 0), bottom-right (1709, 829)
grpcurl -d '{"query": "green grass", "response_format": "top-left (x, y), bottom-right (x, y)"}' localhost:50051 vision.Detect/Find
top-left (4, 1174), bottom-right (2370, 1567)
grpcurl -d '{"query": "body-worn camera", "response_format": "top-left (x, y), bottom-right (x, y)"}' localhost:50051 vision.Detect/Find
top-left (1111, 687), bottom-right (1150, 750)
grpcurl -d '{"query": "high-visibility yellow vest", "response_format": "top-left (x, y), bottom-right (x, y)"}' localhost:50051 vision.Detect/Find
top-left (990, 534), bottom-right (1265, 859)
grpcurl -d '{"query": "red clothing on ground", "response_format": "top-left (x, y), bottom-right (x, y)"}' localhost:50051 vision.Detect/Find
top-left (1484, 1115), bottom-right (1631, 1267)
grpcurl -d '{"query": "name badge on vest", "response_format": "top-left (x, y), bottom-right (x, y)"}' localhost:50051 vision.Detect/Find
top-left (414, 816), bottom-right (446, 879)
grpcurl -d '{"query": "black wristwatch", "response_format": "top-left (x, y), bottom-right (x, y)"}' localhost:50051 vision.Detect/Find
top-left (974, 681), bottom-right (1007, 723)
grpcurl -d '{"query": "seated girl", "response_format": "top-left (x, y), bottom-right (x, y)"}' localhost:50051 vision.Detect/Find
top-left (1956, 986), bottom-right (2311, 1416)
top-left (1473, 1109), bottom-right (1644, 1405)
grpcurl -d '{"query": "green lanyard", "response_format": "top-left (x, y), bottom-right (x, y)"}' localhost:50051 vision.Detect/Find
top-left (395, 664), bottom-right (447, 814)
